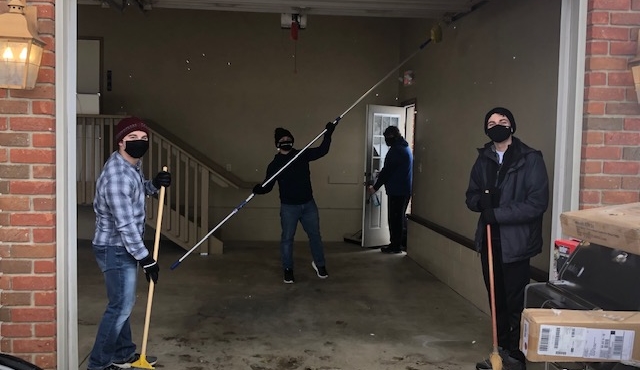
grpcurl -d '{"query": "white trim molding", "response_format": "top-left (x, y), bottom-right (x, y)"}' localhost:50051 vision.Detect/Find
top-left (55, 0), bottom-right (79, 368)
top-left (549, 0), bottom-right (587, 280)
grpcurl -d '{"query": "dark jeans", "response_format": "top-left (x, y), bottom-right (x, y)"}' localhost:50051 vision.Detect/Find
top-left (388, 195), bottom-right (409, 249)
top-left (480, 228), bottom-right (529, 363)
top-left (280, 200), bottom-right (326, 270)
top-left (88, 245), bottom-right (138, 370)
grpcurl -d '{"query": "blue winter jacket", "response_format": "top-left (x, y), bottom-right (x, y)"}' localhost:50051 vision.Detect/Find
top-left (373, 137), bottom-right (413, 196)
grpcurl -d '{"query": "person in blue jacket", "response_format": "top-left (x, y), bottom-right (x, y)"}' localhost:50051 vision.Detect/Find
top-left (367, 126), bottom-right (413, 254)
top-left (466, 107), bottom-right (549, 370)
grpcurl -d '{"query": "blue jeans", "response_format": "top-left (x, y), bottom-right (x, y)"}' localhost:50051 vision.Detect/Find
top-left (280, 200), bottom-right (326, 270)
top-left (88, 245), bottom-right (138, 370)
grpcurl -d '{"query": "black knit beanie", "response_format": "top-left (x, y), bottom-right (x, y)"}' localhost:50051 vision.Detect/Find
top-left (274, 127), bottom-right (294, 147)
top-left (484, 107), bottom-right (516, 134)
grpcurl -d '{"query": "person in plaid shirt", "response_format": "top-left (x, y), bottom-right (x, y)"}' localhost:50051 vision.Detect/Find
top-left (87, 116), bottom-right (171, 370)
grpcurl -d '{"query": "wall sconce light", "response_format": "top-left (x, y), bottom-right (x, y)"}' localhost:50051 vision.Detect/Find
top-left (630, 29), bottom-right (640, 104)
top-left (0, 0), bottom-right (45, 90)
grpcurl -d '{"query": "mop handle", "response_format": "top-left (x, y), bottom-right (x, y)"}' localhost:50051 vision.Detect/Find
top-left (337, 38), bottom-right (432, 121)
top-left (139, 166), bottom-right (167, 358)
top-left (170, 193), bottom-right (255, 270)
top-left (256, 37), bottom-right (435, 192)
top-left (172, 34), bottom-right (439, 269)
top-left (486, 222), bottom-right (499, 350)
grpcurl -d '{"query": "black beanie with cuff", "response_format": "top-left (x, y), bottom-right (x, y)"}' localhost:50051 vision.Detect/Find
top-left (484, 107), bottom-right (516, 135)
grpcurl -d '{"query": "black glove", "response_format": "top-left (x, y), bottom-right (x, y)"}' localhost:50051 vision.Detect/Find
top-left (253, 183), bottom-right (267, 195)
top-left (479, 190), bottom-right (493, 211)
top-left (325, 121), bottom-right (336, 135)
top-left (139, 254), bottom-right (159, 284)
top-left (481, 208), bottom-right (497, 225)
top-left (153, 171), bottom-right (171, 189)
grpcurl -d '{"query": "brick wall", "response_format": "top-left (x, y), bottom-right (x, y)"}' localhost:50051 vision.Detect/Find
top-left (0, 1), bottom-right (57, 368)
top-left (581, 0), bottom-right (640, 209)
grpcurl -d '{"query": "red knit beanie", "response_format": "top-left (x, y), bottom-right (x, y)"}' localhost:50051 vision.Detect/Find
top-left (115, 116), bottom-right (149, 143)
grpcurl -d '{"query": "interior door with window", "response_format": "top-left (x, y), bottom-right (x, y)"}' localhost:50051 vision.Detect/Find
top-left (362, 104), bottom-right (406, 247)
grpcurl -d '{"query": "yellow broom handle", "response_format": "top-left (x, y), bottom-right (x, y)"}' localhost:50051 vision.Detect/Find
top-left (139, 166), bottom-right (167, 358)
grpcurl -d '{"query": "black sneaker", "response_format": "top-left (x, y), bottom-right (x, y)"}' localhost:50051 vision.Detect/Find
top-left (312, 261), bottom-right (328, 279)
top-left (380, 246), bottom-right (402, 254)
top-left (507, 358), bottom-right (526, 370)
top-left (283, 268), bottom-right (295, 284)
top-left (112, 353), bottom-right (157, 368)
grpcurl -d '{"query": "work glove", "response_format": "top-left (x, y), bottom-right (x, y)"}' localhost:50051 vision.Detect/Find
top-left (479, 190), bottom-right (493, 211)
top-left (481, 208), bottom-right (497, 225)
top-left (325, 121), bottom-right (336, 135)
top-left (152, 171), bottom-right (171, 189)
top-left (139, 254), bottom-right (159, 284)
top-left (253, 183), bottom-right (267, 195)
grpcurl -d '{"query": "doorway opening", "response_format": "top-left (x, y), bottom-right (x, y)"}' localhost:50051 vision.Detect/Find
top-left (343, 101), bottom-right (416, 248)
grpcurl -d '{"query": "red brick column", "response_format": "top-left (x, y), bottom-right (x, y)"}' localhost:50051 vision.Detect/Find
top-left (0, 1), bottom-right (57, 368)
top-left (581, 0), bottom-right (640, 209)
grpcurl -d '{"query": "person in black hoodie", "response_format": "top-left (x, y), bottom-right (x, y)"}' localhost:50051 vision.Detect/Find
top-left (367, 126), bottom-right (413, 254)
top-left (253, 123), bottom-right (335, 283)
top-left (466, 107), bottom-right (549, 370)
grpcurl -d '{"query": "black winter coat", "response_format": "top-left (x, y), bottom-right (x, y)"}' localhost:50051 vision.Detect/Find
top-left (465, 137), bottom-right (549, 263)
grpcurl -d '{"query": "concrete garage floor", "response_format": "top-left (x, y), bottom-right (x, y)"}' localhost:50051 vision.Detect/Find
top-left (77, 239), bottom-right (544, 370)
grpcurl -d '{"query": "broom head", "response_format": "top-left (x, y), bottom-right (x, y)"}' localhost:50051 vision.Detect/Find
top-left (489, 351), bottom-right (503, 370)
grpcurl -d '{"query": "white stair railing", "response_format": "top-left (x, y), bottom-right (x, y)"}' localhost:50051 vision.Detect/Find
top-left (76, 115), bottom-right (246, 255)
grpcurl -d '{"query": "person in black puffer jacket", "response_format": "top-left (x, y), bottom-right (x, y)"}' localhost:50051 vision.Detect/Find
top-left (466, 107), bottom-right (549, 370)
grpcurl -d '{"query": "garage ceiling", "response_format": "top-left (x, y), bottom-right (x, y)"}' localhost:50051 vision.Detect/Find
top-left (78, 0), bottom-right (488, 19)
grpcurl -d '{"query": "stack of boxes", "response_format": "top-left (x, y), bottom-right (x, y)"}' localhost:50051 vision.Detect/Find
top-left (521, 202), bottom-right (640, 365)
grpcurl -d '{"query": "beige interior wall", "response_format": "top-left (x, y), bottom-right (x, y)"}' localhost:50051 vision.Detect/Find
top-left (399, 0), bottom-right (561, 274)
top-left (407, 220), bottom-right (490, 314)
top-left (78, 6), bottom-right (402, 242)
top-left (78, 1), bottom-right (562, 257)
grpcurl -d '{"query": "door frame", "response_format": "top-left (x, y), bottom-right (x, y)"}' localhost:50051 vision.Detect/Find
top-left (362, 104), bottom-right (407, 248)
top-left (56, 1), bottom-right (79, 369)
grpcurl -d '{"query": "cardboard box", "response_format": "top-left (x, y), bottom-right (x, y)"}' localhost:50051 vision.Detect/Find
top-left (520, 308), bottom-right (640, 362)
top-left (560, 203), bottom-right (640, 255)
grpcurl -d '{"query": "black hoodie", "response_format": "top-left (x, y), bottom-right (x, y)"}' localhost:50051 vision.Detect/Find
top-left (259, 133), bottom-right (332, 204)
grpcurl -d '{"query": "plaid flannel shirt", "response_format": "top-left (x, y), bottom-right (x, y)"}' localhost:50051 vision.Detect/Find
top-left (92, 151), bottom-right (158, 260)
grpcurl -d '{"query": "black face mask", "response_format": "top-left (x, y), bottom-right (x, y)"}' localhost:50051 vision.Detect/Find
top-left (487, 125), bottom-right (512, 143)
top-left (384, 136), bottom-right (396, 146)
top-left (124, 140), bottom-right (149, 159)
top-left (278, 141), bottom-right (293, 151)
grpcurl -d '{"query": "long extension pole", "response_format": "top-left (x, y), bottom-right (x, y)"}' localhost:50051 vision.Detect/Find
top-left (170, 34), bottom-right (439, 270)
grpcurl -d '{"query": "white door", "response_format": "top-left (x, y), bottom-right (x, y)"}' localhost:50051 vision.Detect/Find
top-left (362, 104), bottom-right (406, 247)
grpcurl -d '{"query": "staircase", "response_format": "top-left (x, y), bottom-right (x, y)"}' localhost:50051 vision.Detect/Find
top-left (76, 115), bottom-right (251, 254)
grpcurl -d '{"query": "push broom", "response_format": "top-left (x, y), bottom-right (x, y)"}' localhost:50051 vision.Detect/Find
top-left (486, 219), bottom-right (502, 370)
top-left (131, 166), bottom-right (167, 369)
